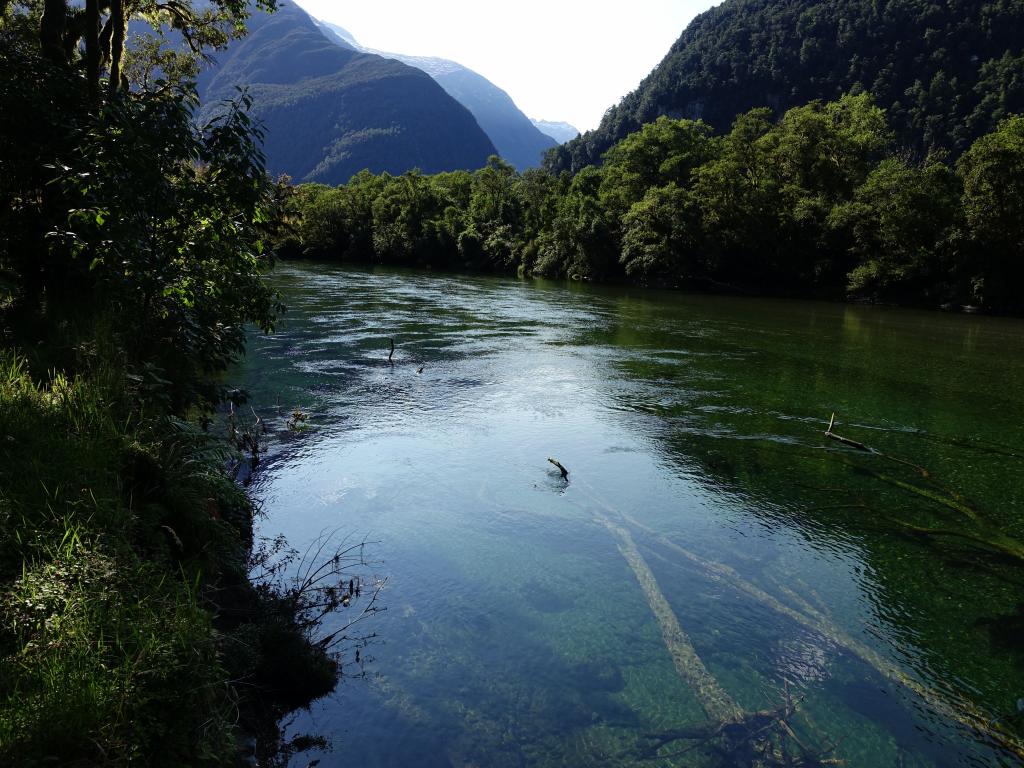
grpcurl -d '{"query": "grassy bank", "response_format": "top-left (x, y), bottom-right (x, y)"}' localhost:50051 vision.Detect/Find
top-left (0, 4), bottom-right (351, 762)
top-left (0, 351), bottom-right (335, 766)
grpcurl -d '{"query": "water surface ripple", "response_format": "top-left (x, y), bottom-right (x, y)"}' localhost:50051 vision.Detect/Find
top-left (234, 264), bottom-right (1024, 767)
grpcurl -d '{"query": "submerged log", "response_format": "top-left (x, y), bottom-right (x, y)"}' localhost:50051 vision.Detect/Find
top-left (549, 420), bottom-right (1024, 762)
top-left (607, 503), bottom-right (1024, 761)
top-left (592, 509), bottom-right (844, 765)
top-left (640, 690), bottom-right (844, 766)
top-left (824, 412), bottom-right (982, 520)
top-left (602, 526), bottom-right (782, 761)
top-left (595, 512), bottom-right (742, 724)
top-left (822, 415), bottom-right (1024, 562)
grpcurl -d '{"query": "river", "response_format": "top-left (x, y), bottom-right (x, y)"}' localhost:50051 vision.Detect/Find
top-left (232, 262), bottom-right (1024, 767)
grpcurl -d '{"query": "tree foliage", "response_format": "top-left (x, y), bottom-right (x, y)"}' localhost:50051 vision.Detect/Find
top-left (831, 158), bottom-right (963, 303)
top-left (957, 115), bottom-right (1024, 308)
top-left (0, 4), bottom-right (322, 766)
top-left (1, 1), bottom-right (283, 408)
top-left (282, 94), bottom-right (1024, 312)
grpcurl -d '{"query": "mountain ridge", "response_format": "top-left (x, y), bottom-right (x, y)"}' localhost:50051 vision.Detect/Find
top-left (197, 3), bottom-right (497, 184)
top-left (313, 19), bottom-right (559, 170)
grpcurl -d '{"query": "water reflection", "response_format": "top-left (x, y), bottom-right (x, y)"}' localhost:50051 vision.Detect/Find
top-left (234, 264), bottom-right (1024, 766)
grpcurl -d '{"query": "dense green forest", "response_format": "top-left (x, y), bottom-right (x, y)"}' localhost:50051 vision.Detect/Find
top-left (547, 0), bottom-right (1024, 174)
top-left (279, 93), bottom-right (1024, 312)
top-left (0, 2), bottom-right (347, 764)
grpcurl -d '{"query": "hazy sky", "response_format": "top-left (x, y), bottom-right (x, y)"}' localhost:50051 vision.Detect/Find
top-left (292, 0), bottom-right (717, 132)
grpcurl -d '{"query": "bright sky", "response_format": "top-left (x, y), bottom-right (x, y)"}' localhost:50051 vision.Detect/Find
top-left (292, 0), bottom-right (717, 132)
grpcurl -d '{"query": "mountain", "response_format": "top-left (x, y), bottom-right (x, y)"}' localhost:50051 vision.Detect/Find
top-left (315, 20), bottom-right (358, 49)
top-left (197, 3), bottom-right (496, 184)
top-left (531, 119), bottom-right (580, 144)
top-left (546, 0), bottom-right (1024, 173)
top-left (401, 58), bottom-right (558, 171)
top-left (314, 21), bottom-right (558, 170)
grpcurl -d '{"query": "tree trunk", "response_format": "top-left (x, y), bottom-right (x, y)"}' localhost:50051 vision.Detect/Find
top-left (107, 0), bottom-right (125, 98)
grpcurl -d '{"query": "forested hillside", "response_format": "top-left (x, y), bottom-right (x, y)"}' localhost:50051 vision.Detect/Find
top-left (547, 0), bottom-right (1024, 173)
top-left (198, 3), bottom-right (496, 183)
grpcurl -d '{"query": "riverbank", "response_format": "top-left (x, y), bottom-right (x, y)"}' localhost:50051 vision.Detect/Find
top-left (0, 351), bottom-right (337, 766)
top-left (280, 251), bottom-right (1018, 318)
top-left (0, 6), bottom-right (358, 763)
top-left (276, 97), bottom-right (1024, 316)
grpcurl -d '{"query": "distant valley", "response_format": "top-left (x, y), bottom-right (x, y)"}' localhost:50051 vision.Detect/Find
top-left (314, 18), bottom-right (563, 170)
top-left (530, 119), bottom-right (580, 144)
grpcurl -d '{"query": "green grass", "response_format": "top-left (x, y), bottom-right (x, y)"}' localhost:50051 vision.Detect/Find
top-left (0, 351), bottom-right (251, 766)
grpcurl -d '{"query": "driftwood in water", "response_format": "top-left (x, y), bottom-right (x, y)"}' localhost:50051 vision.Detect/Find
top-left (547, 457), bottom-right (569, 480)
top-left (638, 685), bottom-right (843, 765)
top-left (594, 510), bottom-right (843, 765)
top-left (824, 413), bottom-right (872, 452)
top-left (824, 413), bottom-right (980, 518)
top-left (548, 445), bottom-right (1024, 761)
top-left (566, 475), bottom-right (1024, 760)
top-left (884, 517), bottom-right (1024, 562)
top-left (823, 414), bottom-right (1024, 562)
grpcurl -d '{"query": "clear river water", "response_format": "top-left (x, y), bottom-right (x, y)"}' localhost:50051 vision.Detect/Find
top-left (232, 262), bottom-right (1024, 767)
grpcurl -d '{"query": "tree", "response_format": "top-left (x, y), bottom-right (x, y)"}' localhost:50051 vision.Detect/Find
top-left (690, 95), bottom-right (893, 293)
top-left (599, 117), bottom-right (719, 221)
top-left (35, 0), bottom-right (277, 102)
top-left (769, 93), bottom-right (893, 203)
top-left (465, 156), bottom-right (522, 269)
top-left (371, 171), bottom-right (447, 265)
top-left (832, 157), bottom-right (963, 303)
top-left (1, 3), bottom-right (284, 409)
top-left (514, 168), bottom-right (565, 274)
top-left (957, 115), bottom-right (1024, 309)
top-left (689, 108), bottom-right (781, 288)
top-left (620, 183), bottom-right (701, 284)
top-left (535, 166), bottom-right (619, 280)
top-left (765, 93), bottom-right (893, 289)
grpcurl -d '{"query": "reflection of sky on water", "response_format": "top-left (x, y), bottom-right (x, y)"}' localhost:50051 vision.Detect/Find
top-left (234, 264), bottom-right (1024, 767)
